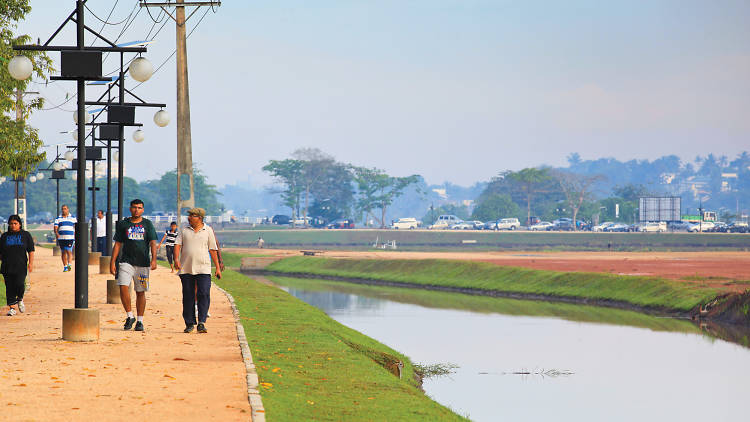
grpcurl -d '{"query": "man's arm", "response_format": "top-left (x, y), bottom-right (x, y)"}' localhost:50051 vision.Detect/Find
top-left (173, 244), bottom-right (181, 270)
top-left (209, 249), bottom-right (221, 279)
top-left (157, 232), bottom-right (167, 248)
top-left (149, 240), bottom-right (157, 270)
top-left (53, 224), bottom-right (59, 239)
top-left (109, 241), bottom-right (122, 275)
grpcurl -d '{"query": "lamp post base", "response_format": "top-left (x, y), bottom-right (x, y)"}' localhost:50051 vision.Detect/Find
top-left (62, 308), bottom-right (100, 341)
top-left (88, 251), bottom-right (101, 265)
top-left (106, 279), bottom-right (124, 304)
top-left (99, 255), bottom-right (111, 274)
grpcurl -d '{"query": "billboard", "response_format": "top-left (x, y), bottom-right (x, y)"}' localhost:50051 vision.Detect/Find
top-left (639, 197), bottom-right (681, 222)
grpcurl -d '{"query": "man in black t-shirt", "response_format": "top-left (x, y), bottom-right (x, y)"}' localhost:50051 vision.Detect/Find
top-left (110, 199), bottom-right (158, 332)
top-left (0, 215), bottom-right (35, 316)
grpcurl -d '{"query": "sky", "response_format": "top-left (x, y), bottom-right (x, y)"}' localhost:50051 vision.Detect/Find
top-left (16, 0), bottom-right (750, 188)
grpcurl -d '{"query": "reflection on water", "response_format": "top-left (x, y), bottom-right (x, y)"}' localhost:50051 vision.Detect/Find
top-left (272, 276), bottom-right (750, 422)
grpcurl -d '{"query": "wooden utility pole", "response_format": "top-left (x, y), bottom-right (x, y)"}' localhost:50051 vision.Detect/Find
top-left (139, 1), bottom-right (220, 216)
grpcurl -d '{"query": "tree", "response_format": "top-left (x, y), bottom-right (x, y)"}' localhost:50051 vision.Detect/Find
top-left (352, 167), bottom-right (420, 228)
top-left (471, 193), bottom-right (520, 222)
top-left (0, 1), bottom-right (53, 181)
top-left (505, 167), bottom-right (552, 225)
top-left (551, 170), bottom-right (606, 230)
top-left (292, 148), bottom-right (337, 226)
top-left (262, 159), bottom-right (304, 220)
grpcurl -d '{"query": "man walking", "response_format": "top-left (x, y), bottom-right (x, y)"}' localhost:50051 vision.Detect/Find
top-left (174, 207), bottom-right (221, 333)
top-left (53, 204), bottom-right (76, 272)
top-left (95, 210), bottom-right (107, 254)
top-left (109, 199), bottom-right (158, 332)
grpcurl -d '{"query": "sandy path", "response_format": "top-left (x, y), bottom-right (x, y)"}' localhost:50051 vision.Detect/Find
top-left (1, 247), bottom-right (252, 421)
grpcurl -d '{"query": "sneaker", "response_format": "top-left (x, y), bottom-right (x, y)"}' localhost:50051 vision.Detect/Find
top-left (17, 301), bottom-right (25, 313)
top-left (197, 323), bottom-right (207, 333)
top-left (63, 266), bottom-right (69, 272)
top-left (134, 321), bottom-right (144, 332)
top-left (183, 324), bottom-right (195, 333)
top-left (7, 307), bottom-right (17, 316)
top-left (123, 317), bottom-right (135, 330)
top-left (67, 264), bottom-right (72, 271)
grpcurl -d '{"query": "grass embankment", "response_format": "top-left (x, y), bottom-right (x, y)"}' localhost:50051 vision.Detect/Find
top-left (215, 269), bottom-right (466, 421)
top-left (216, 229), bottom-right (750, 252)
top-left (266, 257), bottom-right (719, 313)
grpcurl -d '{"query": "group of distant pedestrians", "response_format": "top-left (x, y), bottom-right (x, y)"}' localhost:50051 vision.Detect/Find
top-left (2, 200), bottom-right (224, 335)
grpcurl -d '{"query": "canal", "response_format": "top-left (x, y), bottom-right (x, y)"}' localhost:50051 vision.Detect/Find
top-left (268, 276), bottom-right (749, 421)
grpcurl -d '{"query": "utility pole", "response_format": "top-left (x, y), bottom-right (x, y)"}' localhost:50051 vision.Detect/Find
top-left (139, 1), bottom-right (220, 216)
top-left (13, 89), bottom-right (39, 228)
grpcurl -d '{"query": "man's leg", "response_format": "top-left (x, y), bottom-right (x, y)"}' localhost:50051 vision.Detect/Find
top-left (196, 274), bottom-right (211, 324)
top-left (120, 285), bottom-right (131, 312)
top-left (135, 291), bottom-right (146, 317)
top-left (180, 274), bottom-right (197, 326)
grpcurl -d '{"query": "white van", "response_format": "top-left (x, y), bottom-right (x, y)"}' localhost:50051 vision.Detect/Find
top-left (429, 215), bottom-right (462, 229)
top-left (392, 217), bottom-right (420, 229)
top-left (640, 222), bottom-right (667, 232)
top-left (496, 218), bottom-right (521, 230)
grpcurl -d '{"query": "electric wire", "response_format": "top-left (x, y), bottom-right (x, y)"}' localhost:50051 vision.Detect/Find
top-left (84, 1), bottom-right (127, 26)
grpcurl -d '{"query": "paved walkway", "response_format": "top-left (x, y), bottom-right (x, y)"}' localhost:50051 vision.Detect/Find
top-left (1, 247), bottom-right (253, 421)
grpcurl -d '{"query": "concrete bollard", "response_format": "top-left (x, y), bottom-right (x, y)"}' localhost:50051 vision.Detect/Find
top-left (99, 255), bottom-right (111, 274)
top-left (53, 246), bottom-right (61, 256)
top-left (62, 308), bottom-right (100, 341)
top-left (88, 251), bottom-right (101, 265)
top-left (106, 279), bottom-right (125, 304)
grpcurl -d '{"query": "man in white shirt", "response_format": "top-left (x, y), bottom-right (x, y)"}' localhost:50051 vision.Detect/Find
top-left (95, 210), bottom-right (107, 254)
top-left (173, 207), bottom-right (221, 334)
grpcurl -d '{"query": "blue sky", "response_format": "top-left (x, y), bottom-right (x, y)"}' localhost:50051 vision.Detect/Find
top-left (18, 1), bottom-right (750, 187)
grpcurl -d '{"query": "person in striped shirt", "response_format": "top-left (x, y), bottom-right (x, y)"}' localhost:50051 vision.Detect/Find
top-left (53, 204), bottom-right (77, 272)
top-left (157, 221), bottom-right (179, 273)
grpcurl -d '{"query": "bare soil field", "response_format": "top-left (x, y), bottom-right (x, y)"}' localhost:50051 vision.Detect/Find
top-left (230, 248), bottom-right (750, 293)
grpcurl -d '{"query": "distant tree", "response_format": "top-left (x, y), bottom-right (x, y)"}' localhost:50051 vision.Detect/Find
top-left (505, 167), bottom-right (552, 225)
top-left (352, 167), bottom-right (420, 228)
top-left (292, 148), bottom-right (339, 226)
top-left (262, 159), bottom-right (304, 221)
top-left (471, 194), bottom-right (520, 222)
top-left (551, 170), bottom-right (606, 230)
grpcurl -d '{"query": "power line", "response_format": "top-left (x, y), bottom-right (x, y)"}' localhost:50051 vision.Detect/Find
top-left (85, 1), bottom-right (128, 26)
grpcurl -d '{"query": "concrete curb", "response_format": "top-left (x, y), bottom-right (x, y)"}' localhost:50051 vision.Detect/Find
top-left (215, 285), bottom-right (266, 421)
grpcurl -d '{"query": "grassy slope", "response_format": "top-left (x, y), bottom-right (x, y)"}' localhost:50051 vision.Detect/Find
top-left (216, 269), bottom-right (465, 421)
top-left (267, 257), bottom-right (719, 312)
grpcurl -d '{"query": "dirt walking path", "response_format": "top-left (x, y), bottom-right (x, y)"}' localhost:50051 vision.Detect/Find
top-left (1, 247), bottom-right (252, 421)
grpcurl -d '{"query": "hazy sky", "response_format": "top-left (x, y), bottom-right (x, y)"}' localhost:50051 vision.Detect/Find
top-left (18, 1), bottom-right (750, 187)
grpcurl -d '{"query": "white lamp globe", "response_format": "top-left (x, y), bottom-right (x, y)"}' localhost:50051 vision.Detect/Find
top-left (129, 57), bottom-right (154, 82)
top-left (132, 129), bottom-right (145, 143)
top-left (153, 109), bottom-right (170, 127)
top-left (64, 150), bottom-right (75, 161)
top-left (36, 172), bottom-right (44, 180)
top-left (113, 151), bottom-right (119, 161)
top-left (29, 175), bottom-right (37, 183)
top-left (71, 130), bottom-right (78, 141)
top-left (95, 162), bottom-right (105, 172)
top-left (8, 55), bottom-right (33, 80)
top-left (0, 176), bottom-right (6, 183)
top-left (73, 111), bottom-right (92, 124)
top-left (72, 173), bottom-right (78, 181)
top-left (53, 161), bottom-right (63, 171)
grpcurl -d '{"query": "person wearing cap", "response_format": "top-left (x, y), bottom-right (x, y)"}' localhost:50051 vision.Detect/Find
top-left (173, 207), bottom-right (221, 333)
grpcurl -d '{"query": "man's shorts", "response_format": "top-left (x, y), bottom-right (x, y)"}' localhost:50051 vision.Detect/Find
top-left (58, 239), bottom-right (74, 251)
top-left (117, 262), bottom-right (150, 292)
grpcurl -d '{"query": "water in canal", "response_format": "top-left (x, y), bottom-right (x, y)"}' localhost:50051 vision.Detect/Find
top-left (268, 276), bottom-right (749, 422)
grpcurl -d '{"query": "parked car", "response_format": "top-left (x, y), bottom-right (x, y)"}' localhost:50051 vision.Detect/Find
top-left (327, 218), bottom-right (355, 229)
top-left (391, 217), bottom-right (420, 229)
top-left (727, 222), bottom-right (749, 233)
top-left (639, 222), bottom-right (667, 233)
top-left (292, 216), bottom-right (312, 226)
top-left (687, 221), bottom-right (715, 232)
top-left (553, 218), bottom-right (575, 231)
top-left (483, 220), bottom-right (498, 230)
top-left (430, 214), bottom-right (462, 229)
top-left (668, 221), bottom-right (692, 232)
top-left (527, 216), bottom-right (541, 226)
top-left (450, 221), bottom-right (475, 230)
top-left (272, 214), bottom-right (291, 225)
top-left (495, 218), bottom-right (521, 230)
top-left (592, 222), bottom-right (615, 232)
top-left (604, 223), bottom-right (629, 232)
top-left (470, 220), bottom-right (486, 230)
top-left (529, 221), bottom-right (553, 231)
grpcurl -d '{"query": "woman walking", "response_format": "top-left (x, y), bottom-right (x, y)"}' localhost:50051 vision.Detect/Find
top-left (0, 215), bottom-right (35, 316)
